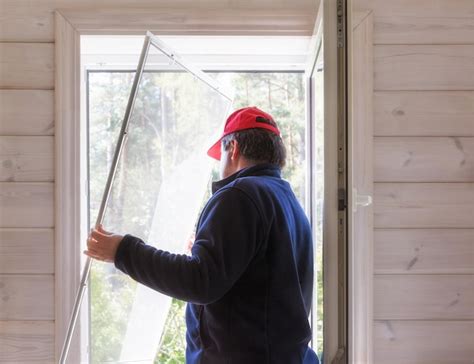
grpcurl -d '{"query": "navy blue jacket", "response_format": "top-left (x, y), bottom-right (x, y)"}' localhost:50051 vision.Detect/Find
top-left (114, 163), bottom-right (319, 363)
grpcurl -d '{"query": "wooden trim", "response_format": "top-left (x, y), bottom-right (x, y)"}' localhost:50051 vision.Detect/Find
top-left (54, 11), bottom-right (84, 363)
top-left (349, 8), bottom-right (374, 364)
top-left (53, 4), bottom-right (320, 362)
top-left (58, 7), bottom-right (316, 36)
top-left (0, 2), bottom-right (319, 42)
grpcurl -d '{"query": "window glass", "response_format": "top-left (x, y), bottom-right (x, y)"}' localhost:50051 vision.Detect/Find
top-left (88, 68), bottom-right (306, 362)
top-left (88, 39), bottom-right (232, 363)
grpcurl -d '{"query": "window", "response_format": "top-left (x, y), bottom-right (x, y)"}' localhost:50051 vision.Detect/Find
top-left (80, 34), bottom-right (319, 362)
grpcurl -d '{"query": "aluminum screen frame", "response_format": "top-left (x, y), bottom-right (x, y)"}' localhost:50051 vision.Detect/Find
top-left (61, 31), bottom-right (233, 364)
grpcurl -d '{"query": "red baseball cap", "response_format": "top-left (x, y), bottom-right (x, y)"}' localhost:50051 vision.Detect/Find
top-left (207, 106), bottom-right (281, 160)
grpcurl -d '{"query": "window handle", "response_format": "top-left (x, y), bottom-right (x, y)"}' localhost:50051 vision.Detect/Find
top-left (352, 187), bottom-right (373, 212)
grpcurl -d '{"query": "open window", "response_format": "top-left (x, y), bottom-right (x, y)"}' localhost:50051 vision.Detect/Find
top-left (61, 33), bottom-right (314, 363)
top-left (86, 33), bottom-right (232, 363)
top-left (55, 2), bottom-right (359, 362)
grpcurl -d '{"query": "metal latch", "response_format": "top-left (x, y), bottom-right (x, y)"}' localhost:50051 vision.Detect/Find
top-left (338, 188), bottom-right (347, 211)
top-left (352, 187), bottom-right (373, 212)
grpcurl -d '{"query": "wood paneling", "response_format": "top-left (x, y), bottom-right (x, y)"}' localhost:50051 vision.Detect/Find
top-left (0, 321), bottom-right (54, 362)
top-left (0, 182), bottom-right (54, 228)
top-left (0, 136), bottom-right (54, 182)
top-left (374, 275), bottom-right (474, 320)
top-left (0, 229), bottom-right (54, 274)
top-left (366, 0), bottom-right (474, 17)
top-left (368, 1), bottom-right (474, 363)
top-left (365, 0), bottom-right (474, 45)
top-left (374, 91), bottom-right (474, 137)
top-left (374, 320), bottom-right (474, 364)
top-left (374, 16), bottom-right (474, 45)
top-left (0, 43), bottom-right (54, 89)
top-left (375, 45), bottom-right (474, 90)
top-left (375, 229), bottom-right (474, 274)
top-left (0, 90), bottom-right (54, 135)
top-left (374, 137), bottom-right (474, 182)
top-left (0, 275), bottom-right (54, 320)
top-left (0, 0), bottom-right (318, 42)
top-left (357, 1), bottom-right (474, 45)
top-left (374, 183), bottom-right (474, 228)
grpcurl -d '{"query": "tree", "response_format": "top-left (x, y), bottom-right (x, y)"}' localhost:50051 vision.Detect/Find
top-left (88, 71), bottom-right (310, 363)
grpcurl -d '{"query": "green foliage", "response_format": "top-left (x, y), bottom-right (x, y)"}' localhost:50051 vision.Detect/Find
top-left (90, 263), bottom-right (136, 363)
top-left (154, 299), bottom-right (187, 364)
top-left (88, 70), bottom-right (324, 363)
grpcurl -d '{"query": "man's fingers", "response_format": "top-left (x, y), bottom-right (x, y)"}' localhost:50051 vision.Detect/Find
top-left (85, 244), bottom-right (101, 255)
top-left (90, 229), bottom-right (108, 241)
top-left (98, 224), bottom-right (113, 235)
top-left (87, 236), bottom-right (98, 249)
top-left (83, 250), bottom-right (102, 260)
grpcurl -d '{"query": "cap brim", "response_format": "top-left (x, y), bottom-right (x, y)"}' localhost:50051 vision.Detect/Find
top-left (207, 139), bottom-right (222, 160)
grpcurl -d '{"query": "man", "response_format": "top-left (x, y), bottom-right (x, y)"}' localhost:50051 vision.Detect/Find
top-left (85, 106), bottom-right (319, 364)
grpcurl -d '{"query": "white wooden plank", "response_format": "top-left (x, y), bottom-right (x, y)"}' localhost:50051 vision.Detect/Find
top-left (0, 275), bottom-right (54, 320)
top-left (0, 0), bottom-right (318, 42)
top-left (375, 229), bottom-right (474, 274)
top-left (366, 0), bottom-right (474, 17)
top-left (374, 320), bottom-right (474, 364)
top-left (374, 183), bottom-right (474, 228)
top-left (0, 43), bottom-right (54, 89)
top-left (0, 229), bottom-right (54, 274)
top-left (0, 136), bottom-right (54, 182)
top-left (0, 321), bottom-right (54, 362)
top-left (0, 182), bottom-right (54, 228)
top-left (374, 137), bottom-right (474, 182)
top-left (374, 275), bottom-right (474, 320)
top-left (374, 16), bottom-right (474, 45)
top-left (375, 45), bottom-right (474, 91)
top-left (0, 90), bottom-right (54, 135)
top-left (363, 0), bottom-right (474, 44)
top-left (374, 91), bottom-right (474, 137)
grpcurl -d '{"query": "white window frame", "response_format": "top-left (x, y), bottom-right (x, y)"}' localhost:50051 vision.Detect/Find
top-left (55, 8), bottom-right (318, 363)
top-left (81, 41), bottom-right (307, 363)
top-left (54, 3), bottom-right (373, 363)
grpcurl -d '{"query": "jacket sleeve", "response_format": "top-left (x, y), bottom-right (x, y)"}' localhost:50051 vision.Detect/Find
top-left (114, 187), bottom-right (263, 304)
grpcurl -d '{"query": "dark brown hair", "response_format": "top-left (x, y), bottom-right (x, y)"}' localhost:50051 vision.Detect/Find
top-left (221, 128), bottom-right (286, 168)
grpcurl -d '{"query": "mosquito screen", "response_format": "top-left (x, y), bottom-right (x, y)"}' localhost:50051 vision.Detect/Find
top-left (89, 34), bottom-right (232, 363)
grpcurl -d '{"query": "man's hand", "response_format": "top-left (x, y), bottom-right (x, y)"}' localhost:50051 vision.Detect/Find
top-left (84, 224), bottom-right (123, 263)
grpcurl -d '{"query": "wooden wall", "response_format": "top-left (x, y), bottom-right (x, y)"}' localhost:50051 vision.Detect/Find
top-left (0, 0), bottom-right (317, 362)
top-left (0, 2), bottom-right (56, 356)
top-left (358, 0), bottom-right (474, 362)
top-left (2, 0), bottom-right (473, 362)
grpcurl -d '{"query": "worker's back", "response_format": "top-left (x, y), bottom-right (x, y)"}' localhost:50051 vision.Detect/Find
top-left (186, 163), bottom-right (318, 364)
